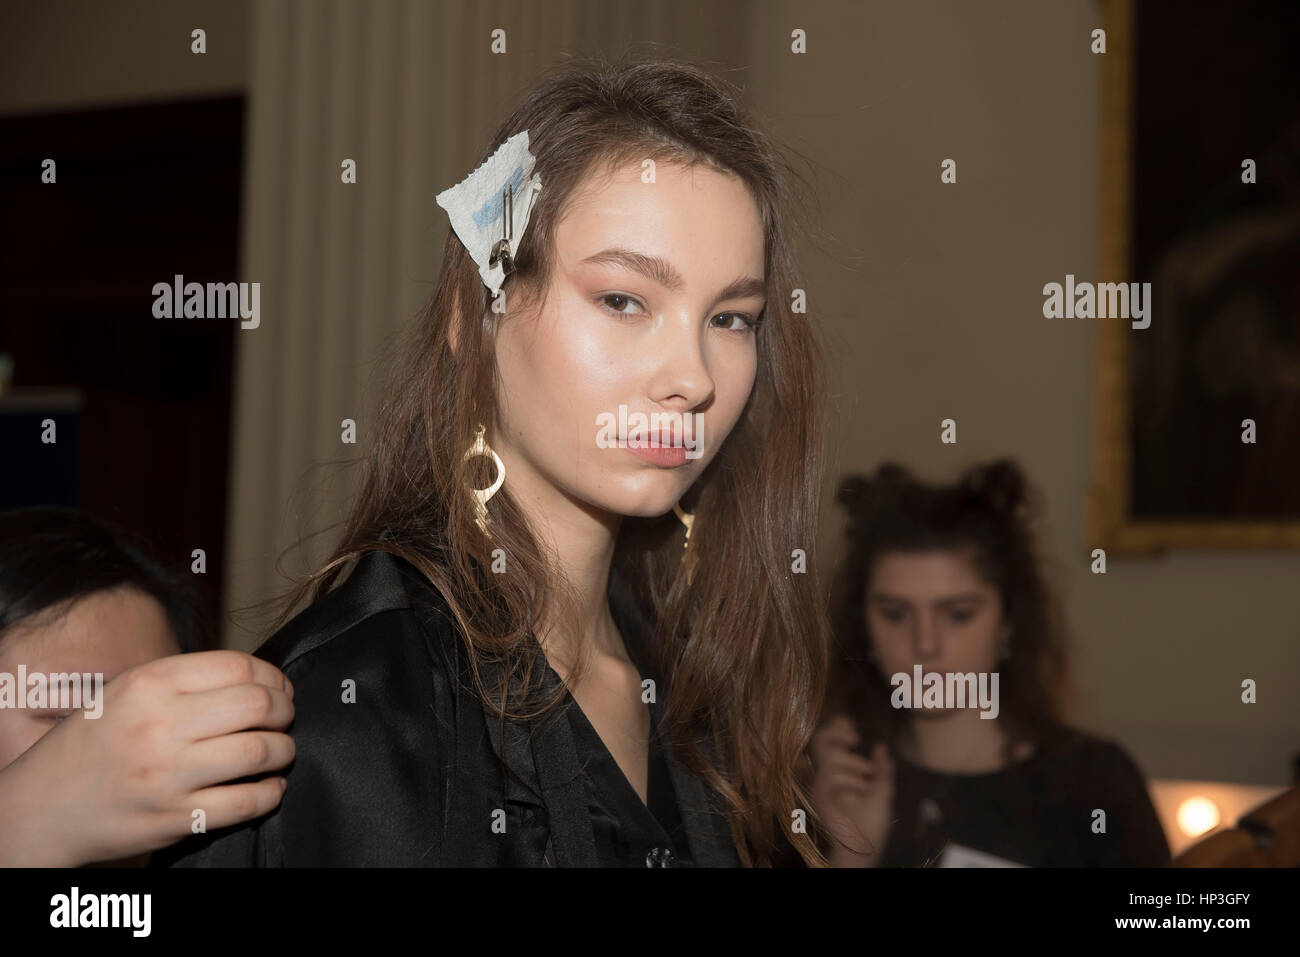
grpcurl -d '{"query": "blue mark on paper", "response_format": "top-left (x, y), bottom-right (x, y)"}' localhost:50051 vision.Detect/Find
top-left (471, 165), bottom-right (529, 230)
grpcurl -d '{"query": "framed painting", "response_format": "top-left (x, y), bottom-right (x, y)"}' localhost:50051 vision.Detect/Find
top-left (1089, 0), bottom-right (1300, 551)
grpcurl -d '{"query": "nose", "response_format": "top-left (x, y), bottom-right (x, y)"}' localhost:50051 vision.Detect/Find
top-left (911, 611), bottom-right (942, 660)
top-left (644, 308), bottom-right (715, 412)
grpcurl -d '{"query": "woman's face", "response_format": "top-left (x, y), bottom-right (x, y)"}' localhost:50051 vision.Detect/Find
top-left (492, 159), bottom-right (765, 524)
top-left (865, 548), bottom-right (1005, 695)
top-left (0, 587), bottom-right (179, 769)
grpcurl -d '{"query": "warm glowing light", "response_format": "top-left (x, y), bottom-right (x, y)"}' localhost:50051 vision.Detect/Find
top-left (1176, 796), bottom-right (1221, 838)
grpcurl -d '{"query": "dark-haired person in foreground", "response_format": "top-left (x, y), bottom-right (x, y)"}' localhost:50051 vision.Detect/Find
top-left (806, 460), bottom-right (1171, 867)
top-left (0, 507), bottom-right (295, 866)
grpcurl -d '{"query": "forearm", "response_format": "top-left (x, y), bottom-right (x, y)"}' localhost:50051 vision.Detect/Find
top-left (0, 760), bottom-right (82, 867)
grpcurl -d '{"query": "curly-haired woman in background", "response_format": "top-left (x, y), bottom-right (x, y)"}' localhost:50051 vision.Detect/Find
top-left (807, 460), bottom-right (1170, 867)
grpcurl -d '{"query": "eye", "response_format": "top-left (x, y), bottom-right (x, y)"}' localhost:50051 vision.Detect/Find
top-left (947, 607), bottom-right (976, 624)
top-left (879, 606), bottom-right (907, 624)
top-left (596, 293), bottom-right (764, 332)
top-left (711, 312), bottom-right (762, 333)
top-left (596, 293), bottom-right (646, 317)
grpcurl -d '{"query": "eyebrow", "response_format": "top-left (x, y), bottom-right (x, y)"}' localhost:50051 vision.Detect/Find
top-left (869, 593), bottom-right (988, 606)
top-left (45, 675), bottom-right (93, 688)
top-left (578, 246), bottom-right (766, 303)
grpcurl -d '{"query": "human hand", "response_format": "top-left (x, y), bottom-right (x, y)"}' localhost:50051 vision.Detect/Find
top-left (0, 650), bottom-right (295, 866)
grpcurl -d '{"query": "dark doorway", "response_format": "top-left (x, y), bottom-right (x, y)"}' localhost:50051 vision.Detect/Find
top-left (0, 95), bottom-right (245, 643)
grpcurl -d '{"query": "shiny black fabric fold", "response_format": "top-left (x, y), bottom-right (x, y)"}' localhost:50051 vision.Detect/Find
top-left (157, 550), bottom-right (740, 867)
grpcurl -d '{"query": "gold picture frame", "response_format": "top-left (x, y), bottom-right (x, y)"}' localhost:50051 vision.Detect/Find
top-left (1087, 0), bottom-right (1300, 552)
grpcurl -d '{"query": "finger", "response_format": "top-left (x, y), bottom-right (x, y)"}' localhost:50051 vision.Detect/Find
top-left (816, 720), bottom-right (860, 749)
top-left (183, 777), bottom-right (288, 831)
top-left (821, 769), bottom-right (874, 797)
top-left (177, 731), bottom-right (296, 792)
top-left (820, 750), bottom-right (877, 778)
top-left (824, 787), bottom-right (871, 811)
top-left (151, 650), bottom-right (292, 697)
top-left (174, 684), bottom-right (295, 741)
top-left (873, 743), bottom-right (896, 780)
top-left (811, 730), bottom-right (860, 766)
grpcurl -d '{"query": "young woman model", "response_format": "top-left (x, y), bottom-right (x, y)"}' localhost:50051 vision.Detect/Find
top-left (808, 460), bottom-right (1171, 867)
top-left (165, 57), bottom-right (831, 868)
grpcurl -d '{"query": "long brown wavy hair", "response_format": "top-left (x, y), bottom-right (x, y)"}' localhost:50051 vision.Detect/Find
top-left (276, 56), bottom-right (831, 867)
top-left (826, 459), bottom-right (1074, 763)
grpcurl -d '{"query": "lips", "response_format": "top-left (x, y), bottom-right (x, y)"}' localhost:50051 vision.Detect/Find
top-left (627, 428), bottom-right (678, 449)
top-left (622, 428), bottom-right (692, 468)
top-left (624, 442), bottom-right (689, 468)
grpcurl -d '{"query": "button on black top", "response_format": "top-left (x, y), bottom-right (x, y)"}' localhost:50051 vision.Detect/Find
top-left (645, 846), bottom-right (678, 868)
top-left (564, 684), bottom-right (692, 867)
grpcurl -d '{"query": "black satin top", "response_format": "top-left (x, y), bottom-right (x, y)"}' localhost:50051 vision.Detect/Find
top-left (565, 680), bottom-right (691, 866)
top-left (157, 549), bottom-right (738, 868)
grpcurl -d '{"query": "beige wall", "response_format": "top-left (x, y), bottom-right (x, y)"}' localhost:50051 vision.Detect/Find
top-left (751, 0), bottom-right (1300, 788)
top-left (3, 0), bottom-right (1295, 789)
top-left (0, 0), bottom-right (247, 114)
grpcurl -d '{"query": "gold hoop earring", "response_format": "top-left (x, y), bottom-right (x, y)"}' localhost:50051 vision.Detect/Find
top-left (673, 501), bottom-right (694, 550)
top-left (464, 423), bottom-right (505, 535)
top-left (673, 501), bottom-right (696, 584)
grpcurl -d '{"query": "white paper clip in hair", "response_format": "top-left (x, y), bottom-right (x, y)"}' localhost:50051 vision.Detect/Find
top-left (435, 130), bottom-right (544, 297)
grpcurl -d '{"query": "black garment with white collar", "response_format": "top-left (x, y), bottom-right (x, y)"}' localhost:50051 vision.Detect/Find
top-left (157, 549), bottom-right (739, 867)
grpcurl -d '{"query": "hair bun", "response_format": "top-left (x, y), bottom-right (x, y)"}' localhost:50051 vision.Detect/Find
top-left (874, 463), bottom-right (910, 487)
top-left (835, 474), bottom-right (874, 513)
top-left (836, 463), bottom-right (912, 516)
top-left (962, 459), bottom-right (1027, 518)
